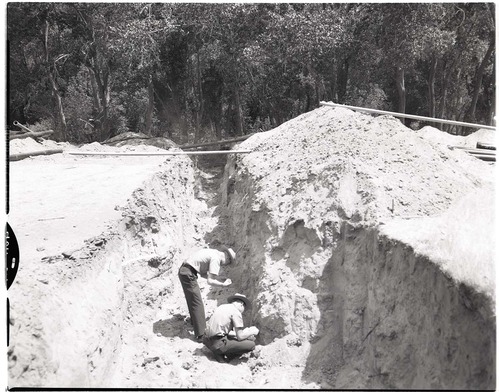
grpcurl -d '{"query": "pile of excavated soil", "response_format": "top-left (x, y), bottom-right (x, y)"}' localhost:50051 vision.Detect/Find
top-left (6, 106), bottom-right (496, 389)
top-left (221, 106), bottom-right (495, 388)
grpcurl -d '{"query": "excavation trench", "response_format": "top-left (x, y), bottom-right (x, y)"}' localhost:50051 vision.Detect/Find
top-left (8, 107), bottom-right (495, 389)
top-left (80, 150), bottom-right (493, 388)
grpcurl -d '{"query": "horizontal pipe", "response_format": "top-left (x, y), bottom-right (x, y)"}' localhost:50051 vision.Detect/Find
top-left (13, 121), bottom-right (33, 133)
top-left (476, 142), bottom-right (496, 150)
top-left (449, 146), bottom-right (496, 155)
top-left (67, 150), bottom-right (252, 156)
top-left (9, 149), bottom-right (64, 161)
top-left (10, 130), bottom-right (54, 140)
top-left (320, 101), bottom-right (496, 130)
top-left (468, 154), bottom-right (496, 162)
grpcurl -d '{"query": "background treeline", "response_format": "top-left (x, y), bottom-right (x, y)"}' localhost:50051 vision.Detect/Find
top-left (7, 3), bottom-right (495, 144)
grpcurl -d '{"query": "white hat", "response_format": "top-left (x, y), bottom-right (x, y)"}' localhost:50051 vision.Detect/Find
top-left (223, 246), bottom-right (236, 264)
top-left (228, 293), bottom-right (251, 309)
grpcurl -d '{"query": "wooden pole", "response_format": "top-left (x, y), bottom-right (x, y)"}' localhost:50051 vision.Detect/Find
top-left (9, 149), bottom-right (64, 161)
top-left (180, 134), bottom-right (254, 150)
top-left (467, 154), bottom-right (496, 162)
top-left (13, 121), bottom-right (33, 133)
top-left (67, 150), bottom-right (252, 156)
top-left (10, 130), bottom-right (54, 140)
top-left (449, 146), bottom-right (496, 155)
top-left (476, 142), bottom-right (496, 150)
top-left (320, 101), bottom-right (496, 130)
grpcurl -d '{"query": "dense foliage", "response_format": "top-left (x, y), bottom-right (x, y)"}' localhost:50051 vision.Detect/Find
top-left (7, 3), bottom-right (495, 143)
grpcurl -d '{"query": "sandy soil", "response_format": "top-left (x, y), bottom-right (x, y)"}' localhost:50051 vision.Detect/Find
top-left (5, 106), bottom-right (496, 389)
top-left (7, 140), bottom-right (320, 388)
top-left (220, 107), bottom-right (495, 388)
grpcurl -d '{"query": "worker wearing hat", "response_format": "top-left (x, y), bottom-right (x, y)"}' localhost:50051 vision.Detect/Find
top-left (178, 246), bottom-right (236, 341)
top-left (203, 293), bottom-right (259, 363)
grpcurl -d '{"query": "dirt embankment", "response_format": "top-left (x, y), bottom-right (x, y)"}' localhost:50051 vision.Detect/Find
top-left (8, 149), bottom-right (201, 387)
top-left (220, 106), bottom-right (495, 388)
top-left (7, 106), bottom-right (495, 389)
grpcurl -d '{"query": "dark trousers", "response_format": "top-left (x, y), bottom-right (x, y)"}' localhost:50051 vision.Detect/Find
top-left (178, 264), bottom-right (206, 337)
top-left (203, 335), bottom-right (256, 358)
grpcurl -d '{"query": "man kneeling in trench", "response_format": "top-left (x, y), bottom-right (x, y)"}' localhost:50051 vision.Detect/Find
top-left (203, 293), bottom-right (259, 363)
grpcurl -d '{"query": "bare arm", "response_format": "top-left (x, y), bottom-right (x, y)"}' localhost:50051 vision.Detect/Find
top-left (207, 272), bottom-right (232, 287)
top-left (234, 326), bottom-right (259, 341)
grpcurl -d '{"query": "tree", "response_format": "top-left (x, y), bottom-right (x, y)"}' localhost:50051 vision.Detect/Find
top-left (7, 3), bottom-right (76, 140)
top-left (7, 3), bottom-right (495, 143)
top-left (464, 3), bottom-right (495, 127)
top-left (109, 4), bottom-right (176, 136)
top-left (43, 14), bottom-right (68, 141)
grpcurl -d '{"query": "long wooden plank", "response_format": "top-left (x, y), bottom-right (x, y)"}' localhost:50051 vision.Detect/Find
top-left (320, 101), bottom-right (496, 130)
top-left (468, 154), bottom-right (496, 162)
top-left (9, 149), bottom-right (64, 161)
top-left (449, 147), bottom-right (496, 155)
top-left (476, 142), bottom-right (496, 150)
top-left (9, 130), bottom-right (54, 140)
top-left (67, 150), bottom-right (252, 156)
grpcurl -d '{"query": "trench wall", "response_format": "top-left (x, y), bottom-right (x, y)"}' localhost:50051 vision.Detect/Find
top-left (9, 231), bottom-right (127, 387)
top-left (220, 157), bottom-right (495, 389)
top-left (8, 146), bottom-right (494, 389)
top-left (8, 156), bottom-right (197, 387)
top-left (112, 156), bottom-right (200, 382)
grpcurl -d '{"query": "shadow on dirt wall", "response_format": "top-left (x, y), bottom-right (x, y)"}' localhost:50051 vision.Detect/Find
top-left (189, 156), bottom-right (494, 388)
top-left (192, 157), bottom-right (262, 326)
top-left (301, 222), bottom-right (371, 387)
top-left (203, 208), bottom-right (271, 338)
top-left (301, 223), bottom-right (496, 389)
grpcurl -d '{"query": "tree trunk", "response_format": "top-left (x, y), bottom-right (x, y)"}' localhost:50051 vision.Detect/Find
top-left (455, 68), bottom-right (463, 135)
top-left (428, 56), bottom-right (438, 128)
top-left (489, 59), bottom-right (496, 126)
top-left (48, 73), bottom-right (67, 141)
top-left (330, 58), bottom-right (337, 102)
top-left (86, 62), bottom-right (111, 141)
top-left (87, 67), bottom-right (102, 114)
top-left (195, 50), bottom-right (205, 141)
top-left (211, 120), bottom-right (221, 140)
top-left (234, 80), bottom-right (243, 136)
top-left (489, 55), bottom-right (496, 126)
top-left (489, 91), bottom-right (496, 126)
top-left (439, 61), bottom-right (450, 132)
top-left (466, 37), bottom-right (495, 124)
top-left (396, 66), bottom-right (406, 115)
top-left (145, 76), bottom-right (154, 136)
top-left (336, 58), bottom-right (349, 103)
top-left (101, 71), bottom-right (112, 141)
top-left (44, 20), bottom-right (67, 141)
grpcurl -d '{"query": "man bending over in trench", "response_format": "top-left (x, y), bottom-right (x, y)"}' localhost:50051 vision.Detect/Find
top-left (203, 293), bottom-right (259, 363)
top-left (178, 246), bottom-right (235, 341)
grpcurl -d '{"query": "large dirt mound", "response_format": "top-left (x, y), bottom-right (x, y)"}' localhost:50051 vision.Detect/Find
top-left (221, 106), bottom-right (495, 388)
top-left (6, 106), bottom-right (495, 389)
